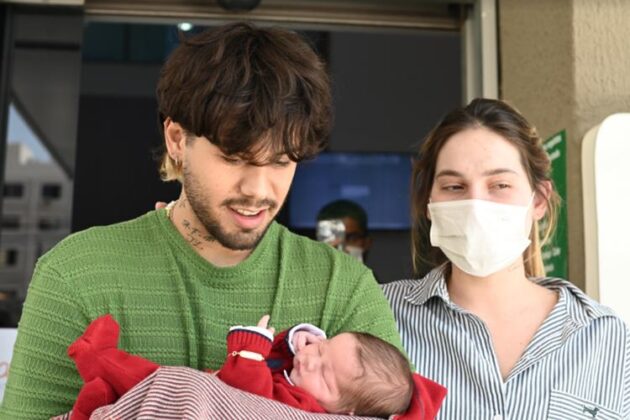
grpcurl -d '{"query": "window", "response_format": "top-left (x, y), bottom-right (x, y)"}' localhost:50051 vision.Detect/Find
top-left (3, 183), bottom-right (24, 198)
top-left (42, 183), bottom-right (62, 199)
top-left (1, 215), bottom-right (20, 229)
top-left (38, 218), bottom-right (61, 230)
top-left (289, 153), bottom-right (412, 229)
top-left (1, 249), bottom-right (19, 267)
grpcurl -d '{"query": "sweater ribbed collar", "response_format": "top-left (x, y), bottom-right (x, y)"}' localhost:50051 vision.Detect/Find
top-left (154, 208), bottom-right (279, 281)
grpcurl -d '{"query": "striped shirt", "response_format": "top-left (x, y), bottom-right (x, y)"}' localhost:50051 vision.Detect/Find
top-left (382, 267), bottom-right (630, 420)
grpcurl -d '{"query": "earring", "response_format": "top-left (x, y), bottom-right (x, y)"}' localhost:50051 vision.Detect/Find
top-left (174, 156), bottom-right (180, 167)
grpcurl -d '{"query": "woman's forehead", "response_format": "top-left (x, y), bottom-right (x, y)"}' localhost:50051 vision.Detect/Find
top-left (435, 127), bottom-right (524, 175)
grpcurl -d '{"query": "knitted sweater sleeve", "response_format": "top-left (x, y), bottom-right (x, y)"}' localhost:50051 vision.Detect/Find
top-left (0, 260), bottom-right (88, 420)
top-left (217, 328), bottom-right (326, 413)
top-left (217, 328), bottom-right (275, 397)
top-left (323, 268), bottom-right (406, 357)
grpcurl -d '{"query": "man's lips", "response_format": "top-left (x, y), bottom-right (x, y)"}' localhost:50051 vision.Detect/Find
top-left (232, 208), bottom-right (265, 216)
top-left (229, 207), bottom-right (266, 229)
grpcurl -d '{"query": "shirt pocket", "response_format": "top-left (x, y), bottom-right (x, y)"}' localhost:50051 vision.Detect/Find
top-left (548, 389), bottom-right (621, 420)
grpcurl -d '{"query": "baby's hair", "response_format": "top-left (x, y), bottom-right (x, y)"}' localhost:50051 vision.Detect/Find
top-left (337, 332), bottom-right (414, 418)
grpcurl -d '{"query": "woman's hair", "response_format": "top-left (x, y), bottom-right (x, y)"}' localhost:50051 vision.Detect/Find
top-left (411, 98), bottom-right (560, 278)
top-left (336, 332), bottom-right (414, 418)
top-left (156, 22), bottom-right (332, 181)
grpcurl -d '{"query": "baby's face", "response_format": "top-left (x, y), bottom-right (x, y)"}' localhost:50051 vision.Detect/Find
top-left (289, 332), bottom-right (362, 413)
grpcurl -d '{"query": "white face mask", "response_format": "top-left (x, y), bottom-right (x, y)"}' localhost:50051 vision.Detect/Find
top-left (428, 197), bottom-right (533, 277)
top-left (344, 245), bottom-right (364, 263)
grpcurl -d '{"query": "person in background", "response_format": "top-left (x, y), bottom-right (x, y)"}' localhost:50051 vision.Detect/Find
top-left (316, 199), bottom-right (372, 263)
top-left (0, 23), bottom-right (404, 419)
top-left (383, 98), bottom-right (630, 419)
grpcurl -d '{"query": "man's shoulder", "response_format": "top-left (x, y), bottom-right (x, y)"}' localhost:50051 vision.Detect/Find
top-left (38, 211), bottom-right (162, 268)
top-left (274, 223), bottom-right (368, 273)
top-left (274, 223), bottom-right (331, 253)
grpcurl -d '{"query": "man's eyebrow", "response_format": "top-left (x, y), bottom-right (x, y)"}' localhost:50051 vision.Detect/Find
top-left (435, 168), bottom-right (518, 178)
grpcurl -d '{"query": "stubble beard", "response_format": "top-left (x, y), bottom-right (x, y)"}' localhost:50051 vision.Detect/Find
top-left (183, 164), bottom-right (278, 251)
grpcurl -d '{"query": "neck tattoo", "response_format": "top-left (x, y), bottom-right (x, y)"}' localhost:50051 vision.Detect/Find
top-left (166, 199), bottom-right (214, 250)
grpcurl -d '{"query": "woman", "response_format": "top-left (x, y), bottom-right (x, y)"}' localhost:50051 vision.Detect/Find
top-left (383, 98), bottom-right (629, 419)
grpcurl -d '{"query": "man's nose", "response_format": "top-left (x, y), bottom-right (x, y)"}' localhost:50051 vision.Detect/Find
top-left (238, 165), bottom-right (271, 199)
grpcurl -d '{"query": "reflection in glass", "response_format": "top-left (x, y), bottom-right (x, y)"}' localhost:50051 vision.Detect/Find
top-left (1, 104), bottom-right (73, 327)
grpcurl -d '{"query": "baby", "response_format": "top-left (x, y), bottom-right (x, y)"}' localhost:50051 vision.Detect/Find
top-left (68, 315), bottom-right (446, 419)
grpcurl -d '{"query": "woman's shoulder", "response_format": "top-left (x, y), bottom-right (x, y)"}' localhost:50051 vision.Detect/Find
top-left (538, 277), bottom-right (629, 333)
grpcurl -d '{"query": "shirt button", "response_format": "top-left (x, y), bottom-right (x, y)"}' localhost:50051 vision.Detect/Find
top-left (493, 415), bottom-right (503, 420)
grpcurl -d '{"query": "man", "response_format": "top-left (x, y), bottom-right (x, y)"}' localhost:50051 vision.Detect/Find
top-left (316, 199), bottom-right (373, 263)
top-left (0, 23), bottom-right (403, 419)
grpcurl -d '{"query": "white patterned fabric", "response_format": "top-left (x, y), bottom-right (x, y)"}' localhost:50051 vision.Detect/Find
top-left (53, 366), bottom-right (384, 420)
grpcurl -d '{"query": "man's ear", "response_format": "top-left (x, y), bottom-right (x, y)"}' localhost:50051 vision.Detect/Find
top-left (533, 180), bottom-right (552, 221)
top-left (164, 117), bottom-right (187, 160)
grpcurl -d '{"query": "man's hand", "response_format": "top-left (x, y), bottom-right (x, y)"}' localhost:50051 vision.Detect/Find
top-left (155, 201), bottom-right (167, 210)
top-left (292, 331), bottom-right (324, 353)
top-left (257, 315), bottom-right (275, 336)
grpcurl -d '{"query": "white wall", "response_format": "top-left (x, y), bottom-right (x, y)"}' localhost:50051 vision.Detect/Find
top-left (0, 329), bottom-right (18, 403)
top-left (582, 113), bottom-right (630, 323)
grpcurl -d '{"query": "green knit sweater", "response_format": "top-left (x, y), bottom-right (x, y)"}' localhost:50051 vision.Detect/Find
top-left (0, 209), bottom-right (403, 419)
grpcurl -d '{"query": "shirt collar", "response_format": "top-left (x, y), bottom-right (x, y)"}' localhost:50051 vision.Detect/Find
top-left (404, 266), bottom-right (617, 326)
top-left (404, 264), bottom-right (452, 307)
top-left (535, 277), bottom-right (617, 326)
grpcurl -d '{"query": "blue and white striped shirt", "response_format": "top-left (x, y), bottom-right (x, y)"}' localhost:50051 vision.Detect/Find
top-left (382, 268), bottom-right (630, 420)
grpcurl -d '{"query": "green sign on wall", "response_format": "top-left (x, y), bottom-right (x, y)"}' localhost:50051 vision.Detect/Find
top-left (542, 130), bottom-right (568, 278)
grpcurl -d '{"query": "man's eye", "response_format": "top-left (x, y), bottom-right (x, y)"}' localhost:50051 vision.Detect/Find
top-left (443, 185), bottom-right (463, 192)
top-left (222, 156), bottom-right (240, 165)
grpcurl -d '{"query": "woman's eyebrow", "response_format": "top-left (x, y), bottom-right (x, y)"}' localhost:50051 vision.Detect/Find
top-left (482, 168), bottom-right (518, 176)
top-left (435, 169), bottom-right (464, 179)
top-left (435, 168), bottom-right (518, 178)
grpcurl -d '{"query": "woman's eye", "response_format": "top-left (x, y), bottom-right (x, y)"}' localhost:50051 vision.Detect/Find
top-left (442, 185), bottom-right (463, 192)
top-left (274, 160), bottom-right (291, 168)
top-left (493, 183), bottom-right (510, 190)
